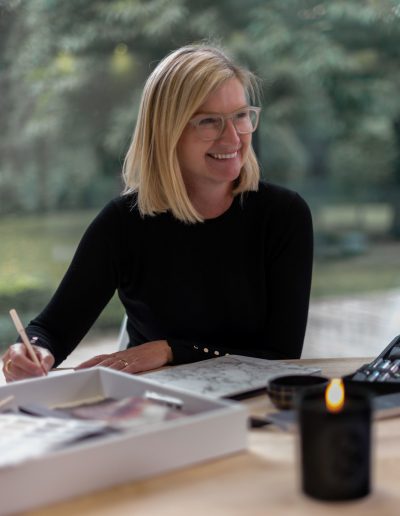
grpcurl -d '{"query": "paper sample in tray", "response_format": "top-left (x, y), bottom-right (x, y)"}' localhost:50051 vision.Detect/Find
top-left (0, 413), bottom-right (108, 468)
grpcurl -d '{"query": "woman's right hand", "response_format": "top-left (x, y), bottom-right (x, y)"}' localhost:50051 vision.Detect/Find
top-left (2, 342), bottom-right (55, 382)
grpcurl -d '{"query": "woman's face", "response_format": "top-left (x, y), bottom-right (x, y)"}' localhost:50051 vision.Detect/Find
top-left (177, 78), bottom-right (252, 192)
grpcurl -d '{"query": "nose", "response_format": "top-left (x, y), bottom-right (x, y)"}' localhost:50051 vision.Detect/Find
top-left (219, 118), bottom-right (241, 144)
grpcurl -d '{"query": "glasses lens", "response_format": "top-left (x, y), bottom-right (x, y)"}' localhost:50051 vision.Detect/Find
top-left (196, 115), bottom-right (223, 140)
top-left (233, 109), bottom-right (258, 134)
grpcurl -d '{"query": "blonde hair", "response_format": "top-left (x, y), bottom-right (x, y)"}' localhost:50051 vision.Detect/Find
top-left (122, 44), bottom-right (260, 223)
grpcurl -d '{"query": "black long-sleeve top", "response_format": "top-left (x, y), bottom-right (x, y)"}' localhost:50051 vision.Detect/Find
top-left (24, 182), bottom-right (313, 366)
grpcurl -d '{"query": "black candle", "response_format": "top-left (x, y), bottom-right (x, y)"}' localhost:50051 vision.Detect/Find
top-left (298, 380), bottom-right (372, 501)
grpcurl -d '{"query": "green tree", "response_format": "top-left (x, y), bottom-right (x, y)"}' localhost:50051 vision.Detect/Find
top-left (1, 0), bottom-right (400, 228)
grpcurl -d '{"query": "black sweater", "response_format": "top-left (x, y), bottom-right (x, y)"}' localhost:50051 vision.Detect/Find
top-left (25, 182), bottom-right (313, 366)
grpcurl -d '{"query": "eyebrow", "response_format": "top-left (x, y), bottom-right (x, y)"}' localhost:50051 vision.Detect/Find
top-left (192, 105), bottom-right (250, 117)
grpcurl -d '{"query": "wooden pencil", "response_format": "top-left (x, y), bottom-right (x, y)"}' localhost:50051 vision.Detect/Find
top-left (9, 308), bottom-right (46, 373)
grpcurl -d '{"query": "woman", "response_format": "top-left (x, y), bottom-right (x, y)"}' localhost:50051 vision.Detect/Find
top-left (2, 44), bottom-right (313, 382)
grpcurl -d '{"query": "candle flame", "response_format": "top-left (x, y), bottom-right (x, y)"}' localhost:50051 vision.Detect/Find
top-left (325, 378), bottom-right (345, 413)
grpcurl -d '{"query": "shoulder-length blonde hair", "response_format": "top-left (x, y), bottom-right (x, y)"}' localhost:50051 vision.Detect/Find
top-left (122, 44), bottom-right (260, 223)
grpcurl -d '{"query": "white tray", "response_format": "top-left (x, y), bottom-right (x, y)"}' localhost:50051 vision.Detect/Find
top-left (0, 368), bottom-right (247, 514)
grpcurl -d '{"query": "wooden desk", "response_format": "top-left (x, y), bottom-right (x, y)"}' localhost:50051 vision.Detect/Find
top-left (28, 358), bottom-right (400, 516)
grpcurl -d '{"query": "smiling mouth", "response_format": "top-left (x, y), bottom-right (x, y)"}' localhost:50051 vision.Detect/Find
top-left (207, 151), bottom-right (238, 160)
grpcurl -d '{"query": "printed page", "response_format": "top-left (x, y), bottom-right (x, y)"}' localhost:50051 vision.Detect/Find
top-left (145, 355), bottom-right (321, 398)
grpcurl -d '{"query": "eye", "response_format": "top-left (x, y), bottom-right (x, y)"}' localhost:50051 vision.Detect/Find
top-left (198, 116), bottom-right (220, 126)
top-left (234, 110), bottom-right (250, 120)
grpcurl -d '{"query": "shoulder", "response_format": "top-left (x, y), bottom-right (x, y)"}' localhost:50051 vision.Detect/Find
top-left (244, 181), bottom-right (312, 221)
top-left (249, 183), bottom-right (313, 253)
top-left (93, 193), bottom-right (140, 224)
top-left (80, 194), bottom-right (140, 242)
top-left (107, 192), bottom-right (139, 216)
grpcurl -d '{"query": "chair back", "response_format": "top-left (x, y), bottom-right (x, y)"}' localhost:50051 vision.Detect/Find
top-left (118, 314), bottom-right (129, 350)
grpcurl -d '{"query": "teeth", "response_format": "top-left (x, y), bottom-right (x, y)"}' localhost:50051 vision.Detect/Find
top-left (210, 151), bottom-right (238, 159)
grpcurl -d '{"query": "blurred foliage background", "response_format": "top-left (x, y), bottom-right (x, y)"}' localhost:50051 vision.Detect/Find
top-left (1, 0), bottom-right (400, 347)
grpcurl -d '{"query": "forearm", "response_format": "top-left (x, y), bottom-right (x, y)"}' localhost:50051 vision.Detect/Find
top-left (21, 203), bottom-right (122, 366)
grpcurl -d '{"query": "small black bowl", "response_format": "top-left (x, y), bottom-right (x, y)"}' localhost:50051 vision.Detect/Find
top-left (267, 375), bottom-right (330, 410)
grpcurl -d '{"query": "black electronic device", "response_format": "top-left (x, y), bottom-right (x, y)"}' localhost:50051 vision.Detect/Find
top-left (345, 335), bottom-right (400, 395)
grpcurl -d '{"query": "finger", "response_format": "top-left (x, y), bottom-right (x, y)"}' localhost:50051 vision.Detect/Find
top-left (4, 360), bottom-right (40, 382)
top-left (2, 355), bottom-right (13, 382)
top-left (124, 361), bottom-right (145, 374)
top-left (8, 344), bottom-right (45, 377)
top-left (76, 354), bottom-right (110, 369)
top-left (2, 350), bottom-right (10, 368)
top-left (96, 357), bottom-right (127, 370)
top-left (2, 348), bottom-right (14, 380)
top-left (41, 354), bottom-right (55, 373)
top-left (32, 345), bottom-right (55, 372)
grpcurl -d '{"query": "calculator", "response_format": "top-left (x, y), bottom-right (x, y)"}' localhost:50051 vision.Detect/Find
top-left (346, 335), bottom-right (400, 394)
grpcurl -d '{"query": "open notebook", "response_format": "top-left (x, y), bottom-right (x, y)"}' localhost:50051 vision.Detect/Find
top-left (144, 355), bottom-right (321, 398)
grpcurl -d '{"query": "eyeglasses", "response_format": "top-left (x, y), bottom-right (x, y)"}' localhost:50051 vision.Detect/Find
top-left (188, 106), bottom-right (261, 141)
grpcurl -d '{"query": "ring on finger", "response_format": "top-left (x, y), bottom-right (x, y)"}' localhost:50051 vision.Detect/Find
top-left (119, 359), bottom-right (129, 368)
top-left (5, 359), bottom-right (12, 374)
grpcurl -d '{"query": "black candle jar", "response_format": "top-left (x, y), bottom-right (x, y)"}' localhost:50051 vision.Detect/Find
top-left (298, 382), bottom-right (372, 501)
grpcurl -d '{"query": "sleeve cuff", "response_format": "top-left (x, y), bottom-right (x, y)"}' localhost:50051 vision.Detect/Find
top-left (167, 339), bottom-right (219, 365)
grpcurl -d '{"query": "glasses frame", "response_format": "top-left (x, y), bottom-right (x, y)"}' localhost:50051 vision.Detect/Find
top-left (188, 106), bottom-right (261, 141)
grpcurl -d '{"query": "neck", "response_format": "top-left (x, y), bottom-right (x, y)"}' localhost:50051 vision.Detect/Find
top-left (186, 183), bottom-right (234, 219)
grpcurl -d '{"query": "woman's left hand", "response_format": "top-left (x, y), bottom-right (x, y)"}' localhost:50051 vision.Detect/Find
top-left (75, 340), bottom-right (173, 374)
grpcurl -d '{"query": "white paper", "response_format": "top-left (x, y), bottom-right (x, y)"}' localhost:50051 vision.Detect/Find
top-left (0, 413), bottom-right (107, 469)
top-left (145, 355), bottom-right (321, 398)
